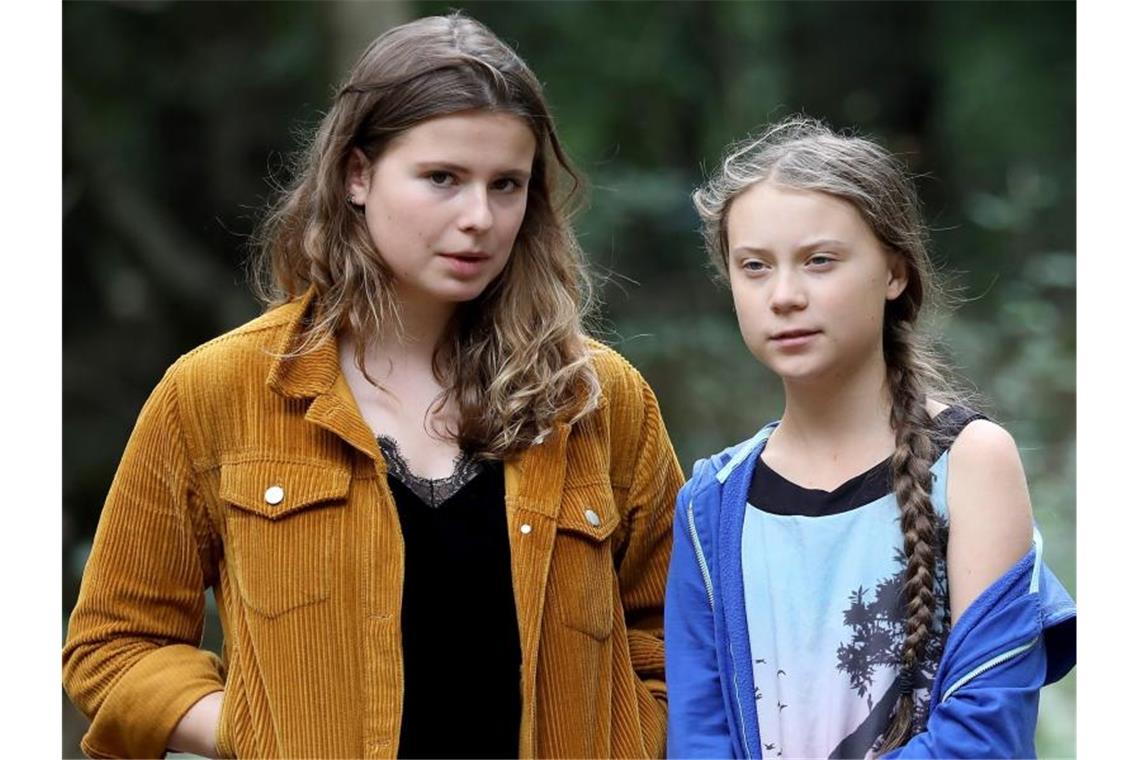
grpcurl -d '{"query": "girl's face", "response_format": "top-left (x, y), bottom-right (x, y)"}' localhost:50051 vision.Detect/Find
top-left (725, 182), bottom-right (908, 384)
top-left (346, 110), bottom-right (537, 311)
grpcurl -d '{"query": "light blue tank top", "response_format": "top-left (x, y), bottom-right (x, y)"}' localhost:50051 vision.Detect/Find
top-left (742, 408), bottom-right (979, 759)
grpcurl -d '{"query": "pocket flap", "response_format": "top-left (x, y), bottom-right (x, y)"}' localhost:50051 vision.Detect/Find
top-left (557, 484), bottom-right (620, 541)
top-left (220, 459), bottom-right (351, 520)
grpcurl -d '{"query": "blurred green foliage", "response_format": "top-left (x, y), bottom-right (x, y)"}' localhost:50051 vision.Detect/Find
top-left (63, 2), bottom-right (1075, 757)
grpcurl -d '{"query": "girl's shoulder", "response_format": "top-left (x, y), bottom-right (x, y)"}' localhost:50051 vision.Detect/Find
top-left (938, 407), bottom-right (1023, 481)
top-left (929, 405), bottom-right (1028, 509)
top-left (944, 416), bottom-right (1030, 523)
top-left (929, 403), bottom-right (989, 455)
top-left (942, 407), bottom-right (1035, 618)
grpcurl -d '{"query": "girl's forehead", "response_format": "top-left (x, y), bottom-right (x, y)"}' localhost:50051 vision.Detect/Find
top-left (727, 183), bottom-right (873, 245)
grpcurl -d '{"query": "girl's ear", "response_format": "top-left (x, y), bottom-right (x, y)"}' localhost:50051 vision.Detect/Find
top-left (345, 148), bottom-right (372, 205)
top-left (885, 252), bottom-right (909, 301)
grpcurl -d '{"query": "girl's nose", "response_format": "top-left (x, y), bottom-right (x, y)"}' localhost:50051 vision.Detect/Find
top-left (769, 270), bottom-right (807, 313)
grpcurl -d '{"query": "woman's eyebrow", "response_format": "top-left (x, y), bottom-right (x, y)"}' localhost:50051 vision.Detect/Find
top-left (411, 161), bottom-right (531, 180)
top-left (411, 160), bottom-right (468, 174)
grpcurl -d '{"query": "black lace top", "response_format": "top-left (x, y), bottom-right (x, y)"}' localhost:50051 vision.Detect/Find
top-left (380, 436), bottom-right (521, 759)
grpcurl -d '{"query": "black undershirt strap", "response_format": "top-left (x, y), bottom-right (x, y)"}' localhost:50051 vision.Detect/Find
top-left (751, 405), bottom-right (988, 517)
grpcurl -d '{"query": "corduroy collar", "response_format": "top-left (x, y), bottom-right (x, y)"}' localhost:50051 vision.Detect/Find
top-left (265, 287), bottom-right (340, 400)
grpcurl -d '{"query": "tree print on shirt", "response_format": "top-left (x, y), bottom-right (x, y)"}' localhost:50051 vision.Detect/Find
top-left (831, 520), bottom-right (950, 758)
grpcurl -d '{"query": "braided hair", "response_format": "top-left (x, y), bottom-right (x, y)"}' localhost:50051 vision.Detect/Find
top-left (879, 321), bottom-right (939, 750)
top-left (693, 115), bottom-right (964, 752)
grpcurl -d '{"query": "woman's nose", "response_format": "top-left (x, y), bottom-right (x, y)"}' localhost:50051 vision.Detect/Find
top-left (457, 187), bottom-right (494, 233)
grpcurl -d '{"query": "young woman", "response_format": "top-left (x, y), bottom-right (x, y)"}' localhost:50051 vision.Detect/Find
top-left (63, 14), bottom-right (682, 759)
top-left (664, 117), bottom-right (1075, 759)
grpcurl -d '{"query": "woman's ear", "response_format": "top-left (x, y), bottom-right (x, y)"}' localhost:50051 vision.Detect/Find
top-left (885, 253), bottom-right (909, 301)
top-left (345, 148), bottom-right (371, 205)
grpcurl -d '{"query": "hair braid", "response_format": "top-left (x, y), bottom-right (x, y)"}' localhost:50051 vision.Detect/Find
top-left (878, 321), bottom-right (939, 753)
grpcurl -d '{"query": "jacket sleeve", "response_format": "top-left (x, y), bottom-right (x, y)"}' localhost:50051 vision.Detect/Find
top-left (664, 476), bottom-right (735, 759)
top-left (885, 625), bottom-right (1047, 758)
top-left (611, 371), bottom-right (686, 755)
top-left (62, 368), bottom-right (225, 759)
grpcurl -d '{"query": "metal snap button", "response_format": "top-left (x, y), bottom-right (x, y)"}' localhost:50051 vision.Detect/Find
top-left (264, 485), bottom-right (284, 505)
top-left (520, 523), bottom-right (532, 535)
top-left (584, 509), bottom-right (601, 527)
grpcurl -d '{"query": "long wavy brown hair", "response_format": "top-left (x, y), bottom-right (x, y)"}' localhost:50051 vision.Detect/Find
top-left (252, 13), bottom-right (600, 459)
top-left (694, 116), bottom-right (966, 753)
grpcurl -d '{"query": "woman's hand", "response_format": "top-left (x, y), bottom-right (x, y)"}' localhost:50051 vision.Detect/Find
top-left (168, 690), bottom-right (224, 758)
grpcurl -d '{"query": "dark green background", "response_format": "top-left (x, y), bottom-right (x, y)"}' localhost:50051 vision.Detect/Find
top-left (63, 2), bottom-right (1075, 756)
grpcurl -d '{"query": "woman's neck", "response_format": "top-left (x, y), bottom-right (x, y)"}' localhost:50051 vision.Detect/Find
top-left (349, 291), bottom-right (458, 378)
top-left (337, 293), bottom-right (464, 475)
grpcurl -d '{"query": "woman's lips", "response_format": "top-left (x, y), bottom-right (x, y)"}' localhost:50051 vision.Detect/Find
top-left (438, 252), bottom-right (490, 277)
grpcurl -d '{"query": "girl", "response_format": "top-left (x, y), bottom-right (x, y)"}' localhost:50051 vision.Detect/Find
top-left (665, 117), bottom-right (1075, 759)
top-left (63, 13), bottom-right (682, 759)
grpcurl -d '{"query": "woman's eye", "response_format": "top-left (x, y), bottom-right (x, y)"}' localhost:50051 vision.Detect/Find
top-left (427, 171), bottom-right (455, 187)
top-left (491, 177), bottom-right (523, 193)
top-left (742, 260), bottom-right (769, 273)
top-left (807, 254), bottom-right (835, 268)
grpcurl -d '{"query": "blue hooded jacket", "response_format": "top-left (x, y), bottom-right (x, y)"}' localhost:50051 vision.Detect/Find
top-left (664, 425), bottom-right (1076, 759)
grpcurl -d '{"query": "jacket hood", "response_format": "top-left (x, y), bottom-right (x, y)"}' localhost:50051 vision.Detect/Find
top-left (687, 423), bottom-right (779, 501)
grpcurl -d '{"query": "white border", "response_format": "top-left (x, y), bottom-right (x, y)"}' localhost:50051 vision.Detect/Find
top-left (2, 2), bottom-right (63, 754)
top-left (1076, 2), bottom-right (1136, 757)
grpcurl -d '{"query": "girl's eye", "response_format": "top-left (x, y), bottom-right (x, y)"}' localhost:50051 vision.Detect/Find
top-left (742, 259), bottom-right (770, 274)
top-left (807, 254), bottom-right (835, 268)
top-left (427, 171), bottom-right (456, 187)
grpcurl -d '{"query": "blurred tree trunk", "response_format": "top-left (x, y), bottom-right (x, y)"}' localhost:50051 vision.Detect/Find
top-left (329, 0), bottom-right (411, 79)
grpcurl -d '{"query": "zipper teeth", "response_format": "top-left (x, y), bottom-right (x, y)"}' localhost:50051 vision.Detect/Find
top-left (727, 633), bottom-right (751, 759)
top-left (940, 636), bottom-right (1040, 704)
top-left (686, 499), bottom-right (752, 759)
top-left (687, 501), bottom-right (715, 610)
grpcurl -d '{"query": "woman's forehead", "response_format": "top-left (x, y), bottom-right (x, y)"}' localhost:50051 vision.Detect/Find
top-left (383, 111), bottom-right (536, 166)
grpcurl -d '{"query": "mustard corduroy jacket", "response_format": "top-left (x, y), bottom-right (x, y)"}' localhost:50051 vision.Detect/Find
top-left (63, 292), bottom-right (684, 759)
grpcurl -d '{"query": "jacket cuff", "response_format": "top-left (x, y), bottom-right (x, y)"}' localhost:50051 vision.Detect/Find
top-left (627, 628), bottom-right (665, 678)
top-left (81, 644), bottom-right (225, 759)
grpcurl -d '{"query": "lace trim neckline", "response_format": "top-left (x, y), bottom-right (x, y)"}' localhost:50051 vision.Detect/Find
top-left (377, 435), bottom-right (486, 508)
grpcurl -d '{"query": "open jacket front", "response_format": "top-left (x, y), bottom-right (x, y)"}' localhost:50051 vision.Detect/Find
top-left (664, 426), bottom-right (1077, 760)
top-left (63, 290), bottom-right (683, 759)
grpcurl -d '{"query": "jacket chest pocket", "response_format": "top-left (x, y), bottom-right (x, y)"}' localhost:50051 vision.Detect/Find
top-left (550, 483), bottom-right (620, 640)
top-left (219, 460), bottom-right (351, 618)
